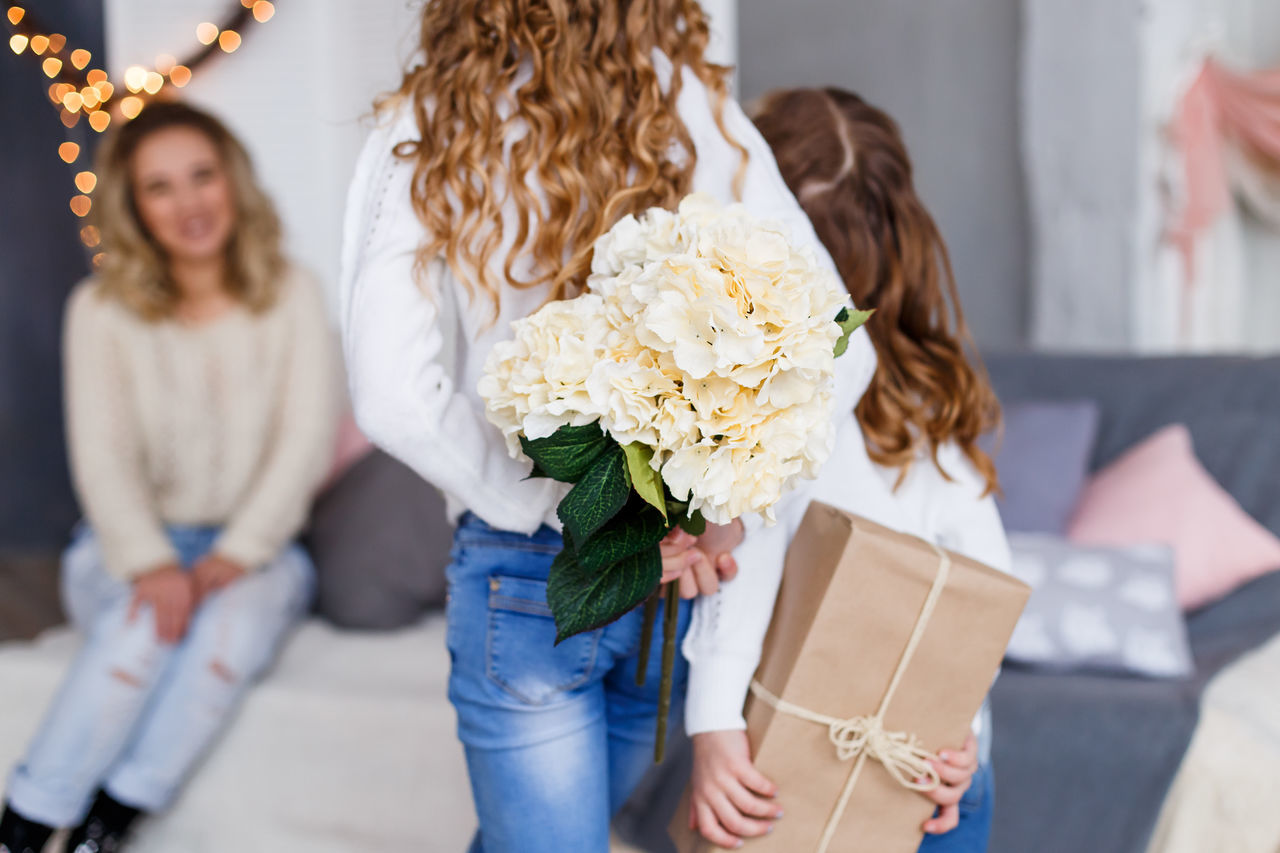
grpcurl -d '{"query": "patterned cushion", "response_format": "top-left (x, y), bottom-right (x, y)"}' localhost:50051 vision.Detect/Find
top-left (1004, 534), bottom-right (1193, 678)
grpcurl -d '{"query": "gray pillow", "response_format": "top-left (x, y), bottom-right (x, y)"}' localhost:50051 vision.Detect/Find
top-left (983, 399), bottom-right (1100, 534)
top-left (305, 450), bottom-right (453, 630)
top-left (1004, 534), bottom-right (1193, 679)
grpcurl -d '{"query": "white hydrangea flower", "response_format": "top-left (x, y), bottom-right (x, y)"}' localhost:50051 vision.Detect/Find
top-left (480, 192), bottom-right (852, 526)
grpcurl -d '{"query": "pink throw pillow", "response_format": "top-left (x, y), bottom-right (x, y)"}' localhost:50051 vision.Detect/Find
top-left (1068, 424), bottom-right (1280, 611)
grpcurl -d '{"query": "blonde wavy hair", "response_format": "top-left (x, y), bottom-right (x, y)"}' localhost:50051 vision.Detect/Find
top-left (390, 0), bottom-right (746, 311)
top-left (753, 88), bottom-right (1001, 495)
top-left (92, 101), bottom-right (286, 320)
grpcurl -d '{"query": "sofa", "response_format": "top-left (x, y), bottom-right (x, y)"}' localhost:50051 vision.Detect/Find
top-left (982, 353), bottom-right (1280, 853)
top-left (0, 354), bottom-right (1277, 852)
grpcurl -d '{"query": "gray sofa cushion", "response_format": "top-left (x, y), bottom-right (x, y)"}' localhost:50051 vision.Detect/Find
top-left (305, 450), bottom-right (452, 630)
top-left (984, 400), bottom-right (1100, 533)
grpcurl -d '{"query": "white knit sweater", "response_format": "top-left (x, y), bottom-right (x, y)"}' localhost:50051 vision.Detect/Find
top-left (63, 267), bottom-right (339, 580)
top-left (339, 58), bottom-right (878, 735)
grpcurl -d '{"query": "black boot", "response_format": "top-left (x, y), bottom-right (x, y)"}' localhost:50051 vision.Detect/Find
top-left (63, 792), bottom-right (140, 853)
top-left (0, 804), bottom-right (54, 853)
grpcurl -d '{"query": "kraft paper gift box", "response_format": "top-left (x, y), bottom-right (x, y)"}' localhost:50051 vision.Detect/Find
top-left (672, 502), bottom-right (1031, 853)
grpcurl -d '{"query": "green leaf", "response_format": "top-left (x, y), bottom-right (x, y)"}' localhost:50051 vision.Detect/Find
top-left (622, 442), bottom-right (667, 522)
top-left (520, 422), bottom-right (609, 483)
top-left (577, 504), bottom-right (668, 571)
top-left (677, 509), bottom-right (707, 536)
top-left (547, 542), bottom-right (663, 642)
top-left (833, 307), bottom-right (875, 358)
top-left (557, 444), bottom-right (631, 549)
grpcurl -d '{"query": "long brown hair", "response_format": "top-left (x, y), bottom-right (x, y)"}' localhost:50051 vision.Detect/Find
top-left (752, 87), bottom-right (999, 493)
top-left (390, 0), bottom-right (746, 312)
top-left (93, 100), bottom-right (286, 320)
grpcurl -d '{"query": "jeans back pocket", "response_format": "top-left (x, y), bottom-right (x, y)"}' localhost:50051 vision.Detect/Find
top-left (486, 575), bottom-right (600, 705)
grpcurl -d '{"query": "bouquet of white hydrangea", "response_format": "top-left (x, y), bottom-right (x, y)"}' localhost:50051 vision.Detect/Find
top-left (479, 194), bottom-right (868, 758)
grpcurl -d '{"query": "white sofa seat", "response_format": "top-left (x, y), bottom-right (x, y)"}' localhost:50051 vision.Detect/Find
top-left (0, 617), bottom-right (476, 852)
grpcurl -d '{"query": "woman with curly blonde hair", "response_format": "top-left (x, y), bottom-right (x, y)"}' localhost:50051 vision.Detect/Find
top-left (340, 2), bottom-right (878, 849)
top-left (0, 101), bottom-right (336, 853)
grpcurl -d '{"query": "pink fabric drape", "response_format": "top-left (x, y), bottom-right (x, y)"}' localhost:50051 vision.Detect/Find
top-left (1168, 58), bottom-right (1280, 282)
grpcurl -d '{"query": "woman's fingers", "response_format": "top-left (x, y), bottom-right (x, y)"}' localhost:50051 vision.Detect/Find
top-left (716, 552), bottom-right (739, 582)
top-left (924, 803), bottom-right (960, 834)
top-left (693, 799), bottom-right (742, 849)
top-left (678, 566), bottom-right (699, 599)
top-left (736, 759), bottom-right (779, 799)
top-left (659, 528), bottom-right (696, 557)
top-left (689, 550), bottom-right (719, 597)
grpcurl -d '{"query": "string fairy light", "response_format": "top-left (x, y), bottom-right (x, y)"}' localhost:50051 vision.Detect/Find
top-left (5, 2), bottom-right (274, 249)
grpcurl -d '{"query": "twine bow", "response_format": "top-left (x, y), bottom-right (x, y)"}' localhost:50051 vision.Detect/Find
top-left (748, 543), bottom-right (952, 853)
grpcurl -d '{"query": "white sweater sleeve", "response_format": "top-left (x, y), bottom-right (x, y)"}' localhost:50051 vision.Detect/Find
top-left (680, 91), bottom-right (880, 734)
top-left (338, 113), bottom-right (559, 533)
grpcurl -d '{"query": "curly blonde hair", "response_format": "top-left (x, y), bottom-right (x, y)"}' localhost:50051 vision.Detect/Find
top-left (753, 88), bottom-right (1001, 495)
top-left (92, 101), bottom-right (286, 320)
top-left (391, 0), bottom-right (746, 312)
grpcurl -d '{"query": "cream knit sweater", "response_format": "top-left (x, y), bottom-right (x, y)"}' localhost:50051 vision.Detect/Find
top-left (63, 267), bottom-right (339, 580)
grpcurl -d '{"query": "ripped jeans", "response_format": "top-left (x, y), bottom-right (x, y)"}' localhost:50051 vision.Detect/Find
top-left (5, 525), bottom-right (313, 827)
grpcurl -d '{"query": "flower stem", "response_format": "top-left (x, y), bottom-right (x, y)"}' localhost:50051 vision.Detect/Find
top-left (635, 591), bottom-right (659, 687)
top-left (655, 580), bottom-right (680, 763)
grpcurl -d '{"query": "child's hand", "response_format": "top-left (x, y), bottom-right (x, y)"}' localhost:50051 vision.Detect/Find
top-left (690, 730), bottom-right (781, 848)
top-left (920, 733), bottom-right (979, 834)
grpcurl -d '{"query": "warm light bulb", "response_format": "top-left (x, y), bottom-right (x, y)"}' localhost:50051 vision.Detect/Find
top-left (80, 86), bottom-right (100, 109)
top-left (58, 141), bottom-right (80, 163)
top-left (62, 91), bottom-right (83, 112)
top-left (80, 225), bottom-right (101, 248)
top-left (60, 109), bottom-right (79, 129)
top-left (42, 57), bottom-right (63, 78)
top-left (218, 30), bottom-right (241, 53)
top-left (70, 195), bottom-right (92, 217)
top-left (123, 65), bottom-right (147, 93)
top-left (143, 71), bottom-right (164, 94)
top-left (8, 34), bottom-right (27, 54)
top-left (28, 34), bottom-right (47, 54)
top-left (196, 22), bottom-right (218, 45)
top-left (6, 6), bottom-right (24, 25)
top-left (70, 48), bottom-right (91, 69)
top-left (155, 53), bottom-right (176, 74)
top-left (168, 65), bottom-right (192, 87)
top-left (86, 68), bottom-right (107, 85)
top-left (75, 171), bottom-right (97, 194)
top-left (120, 95), bottom-right (143, 119)
top-left (252, 1), bottom-right (274, 23)
top-left (92, 253), bottom-right (105, 269)
top-left (89, 110), bottom-right (110, 132)
top-left (94, 81), bottom-right (114, 100)
top-left (240, 0), bottom-right (254, 7)
top-left (47, 33), bottom-right (66, 52)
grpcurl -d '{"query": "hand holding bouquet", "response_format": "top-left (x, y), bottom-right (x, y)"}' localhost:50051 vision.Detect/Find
top-left (479, 194), bottom-right (868, 759)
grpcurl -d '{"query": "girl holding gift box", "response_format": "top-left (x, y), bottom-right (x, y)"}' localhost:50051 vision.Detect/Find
top-left (339, 3), bottom-right (882, 851)
top-left (685, 88), bottom-right (1010, 851)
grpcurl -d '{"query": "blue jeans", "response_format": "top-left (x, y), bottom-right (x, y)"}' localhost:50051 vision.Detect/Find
top-left (916, 762), bottom-right (994, 853)
top-left (445, 514), bottom-right (691, 853)
top-left (6, 525), bottom-right (313, 826)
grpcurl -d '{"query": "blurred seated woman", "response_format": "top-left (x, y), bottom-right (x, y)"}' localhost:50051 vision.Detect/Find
top-left (0, 101), bottom-right (336, 853)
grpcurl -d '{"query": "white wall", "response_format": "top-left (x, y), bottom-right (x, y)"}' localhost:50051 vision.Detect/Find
top-left (1024, 0), bottom-right (1280, 353)
top-left (736, 0), bottom-right (1030, 350)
